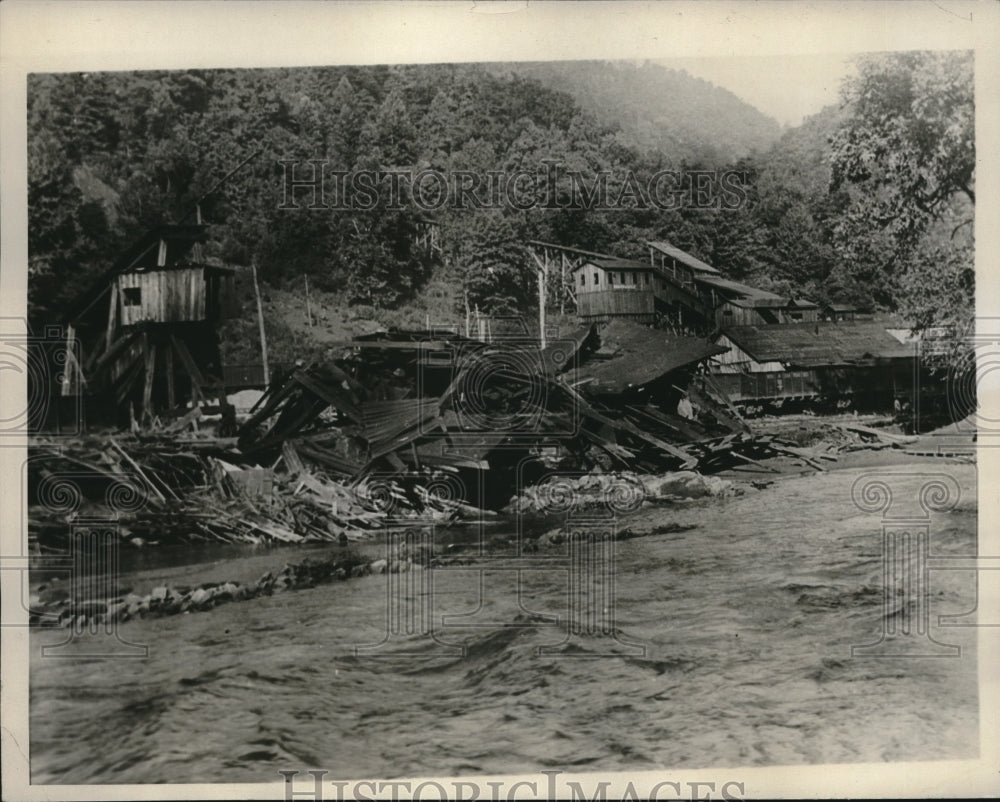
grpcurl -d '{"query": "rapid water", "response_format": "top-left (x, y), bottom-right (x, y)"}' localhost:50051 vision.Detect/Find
top-left (29, 465), bottom-right (979, 783)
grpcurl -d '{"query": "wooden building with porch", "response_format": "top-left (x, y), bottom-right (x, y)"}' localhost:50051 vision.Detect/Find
top-left (709, 321), bottom-right (916, 412)
top-left (62, 223), bottom-right (239, 425)
top-left (571, 255), bottom-right (713, 327)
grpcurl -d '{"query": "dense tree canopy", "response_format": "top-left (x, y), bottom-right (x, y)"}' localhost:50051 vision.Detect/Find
top-left (27, 56), bottom-right (974, 339)
top-left (829, 50), bottom-right (974, 331)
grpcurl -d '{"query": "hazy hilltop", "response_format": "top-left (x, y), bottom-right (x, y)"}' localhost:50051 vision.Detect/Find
top-left (498, 60), bottom-right (784, 163)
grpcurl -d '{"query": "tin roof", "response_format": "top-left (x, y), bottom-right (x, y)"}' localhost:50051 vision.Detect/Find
top-left (574, 257), bottom-right (653, 272)
top-left (695, 274), bottom-right (787, 304)
top-left (647, 241), bottom-right (721, 274)
top-left (572, 320), bottom-right (726, 393)
top-left (720, 322), bottom-right (916, 366)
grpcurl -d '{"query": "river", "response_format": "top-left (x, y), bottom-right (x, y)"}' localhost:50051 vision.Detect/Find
top-left (29, 463), bottom-right (979, 783)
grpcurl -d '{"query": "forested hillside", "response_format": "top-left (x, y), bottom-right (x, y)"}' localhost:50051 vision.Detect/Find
top-left (28, 53), bottom-right (974, 354)
top-left (501, 60), bottom-right (783, 164)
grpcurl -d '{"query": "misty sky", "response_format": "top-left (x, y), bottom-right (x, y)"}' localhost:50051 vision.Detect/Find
top-left (658, 53), bottom-right (859, 127)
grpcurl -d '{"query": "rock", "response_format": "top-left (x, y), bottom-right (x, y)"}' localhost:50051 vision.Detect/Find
top-left (106, 601), bottom-right (127, 623)
top-left (38, 585), bottom-right (70, 604)
top-left (641, 471), bottom-right (732, 500)
top-left (213, 582), bottom-right (239, 602)
top-left (370, 559), bottom-right (387, 574)
top-left (189, 587), bottom-right (213, 608)
top-left (74, 600), bottom-right (107, 617)
top-left (150, 586), bottom-right (169, 602)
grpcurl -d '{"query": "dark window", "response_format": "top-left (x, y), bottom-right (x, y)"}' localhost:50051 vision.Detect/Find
top-left (579, 273), bottom-right (584, 286)
top-left (790, 312), bottom-right (803, 321)
top-left (122, 287), bottom-right (142, 306)
top-left (644, 273), bottom-right (650, 285)
top-left (630, 272), bottom-right (637, 285)
top-left (723, 309), bottom-right (733, 317)
top-left (609, 273), bottom-right (615, 285)
top-left (593, 272), bottom-right (599, 286)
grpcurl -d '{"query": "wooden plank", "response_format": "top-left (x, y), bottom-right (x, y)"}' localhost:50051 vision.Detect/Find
top-left (561, 382), bottom-right (697, 468)
top-left (107, 438), bottom-right (169, 503)
top-left (768, 443), bottom-right (827, 470)
top-left (104, 282), bottom-right (118, 355)
top-left (107, 334), bottom-right (143, 382)
top-left (834, 422), bottom-right (917, 444)
top-left (292, 370), bottom-right (363, 423)
top-left (114, 356), bottom-right (145, 406)
top-left (142, 339), bottom-right (156, 421)
top-left (282, 440), bottom-right (306, 477)
top-left (730, 450), bottom-right (780, 473)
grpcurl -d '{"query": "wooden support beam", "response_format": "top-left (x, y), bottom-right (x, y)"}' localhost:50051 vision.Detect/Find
top-left (142, 340), bottom-right (156, 423)
top-left (114, 356), bottom-right (145, 407)
top-left (90, 328), bottom-right (136, 375)
top-left (105, 283), bottom-right (118, 355)
top-left (165, 343), bottom-right (176, 411)
top-left (170, 334), bottom-right (205, 404)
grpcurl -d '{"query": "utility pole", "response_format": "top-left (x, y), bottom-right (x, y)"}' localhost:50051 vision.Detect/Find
top-left (251, 256), bottom-right (270, 385)
top-left (538, 267), bottom-right (547, 349)
top-left (529, 245), bottom-right (549, 349)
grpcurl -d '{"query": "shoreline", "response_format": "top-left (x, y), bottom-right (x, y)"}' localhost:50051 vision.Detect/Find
top-left (27, 449), bottom-right (975, 632)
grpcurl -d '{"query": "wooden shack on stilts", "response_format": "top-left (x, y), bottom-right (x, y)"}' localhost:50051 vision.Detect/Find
top-left (63, 223), bottom-right (238, 427)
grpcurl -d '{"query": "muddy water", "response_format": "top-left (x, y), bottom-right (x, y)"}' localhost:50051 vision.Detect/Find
top-left (30, 465), bottom-right (979, 783)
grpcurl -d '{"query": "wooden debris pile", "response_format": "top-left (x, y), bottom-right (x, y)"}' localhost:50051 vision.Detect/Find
top-left (234, 325), bottom-right (825, 505)
top-left (27, 433), bottom-right (444, 553)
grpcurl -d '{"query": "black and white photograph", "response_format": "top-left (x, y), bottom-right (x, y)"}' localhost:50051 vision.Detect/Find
top-left (1, 2), bottom-right (997, 799)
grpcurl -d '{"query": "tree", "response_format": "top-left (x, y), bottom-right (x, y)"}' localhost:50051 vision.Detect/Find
top-left (456, 213), bottom-right (533, 316)
top-left (829, 50), bottom-right (974, 331)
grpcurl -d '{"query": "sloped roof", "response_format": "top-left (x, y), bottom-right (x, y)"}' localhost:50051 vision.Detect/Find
top-left (575, 256), bottom-right (652, 271)
top-left (695, 274), bottom-right (786, 304)
top-left (111, 224), bottom-right (208, 274)
top-left (647, 241), bottom-right (720, 274)
top-left (572, 320), bottom-right (727, 393)
top-left (720, 322), bottom-right (915, 366)
top-left (67, 224), bottom-right (212, 325)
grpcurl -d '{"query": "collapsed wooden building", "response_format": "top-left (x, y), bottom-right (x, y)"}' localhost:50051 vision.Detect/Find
top-left (60, 224), bottom-right (239, 425)
top-left (234, 322), bottom-right (799, 509)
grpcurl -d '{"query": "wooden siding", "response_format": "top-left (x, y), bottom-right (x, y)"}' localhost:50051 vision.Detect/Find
top-left (711, 334), bottom-right (784, 373)
top-left (711, 370), bottom-right (820, 401)
top-left (716, 303), bottom-right (819, 326)
top-left (575, 266), bottom-right (652, 293)
top-left (716, 302), bottom-right (781, 327)
top-left (117, 268), bottom-right (206, 326)
top-left (577, 288), bottom-right (655, 318)
top-left (785, 308), bottom-right (819, 323)
top-left (712, 365), bottom-right (900, 404)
